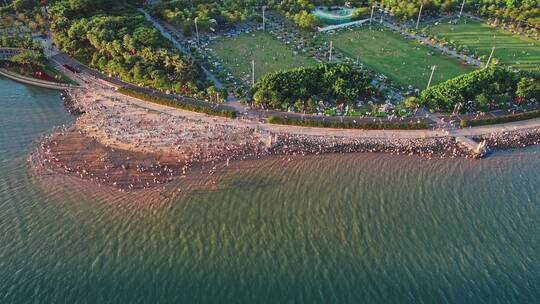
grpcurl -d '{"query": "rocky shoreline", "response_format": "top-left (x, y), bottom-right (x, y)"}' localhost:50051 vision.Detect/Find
top-left (31, 124), bottom-right (540, 191)
top-left (60, 91), bottom-right (85, 115)
top-left (271, 134), bottom-right (468, 158)
top-left (472, 128), bottom-right (540, 150)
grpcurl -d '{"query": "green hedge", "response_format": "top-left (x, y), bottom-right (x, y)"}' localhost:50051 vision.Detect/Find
top-left (267, 116), bottom-right (429, 130)
top-left (460, 110), bottom-right (540, 127)
top-left (117, 87), bottom-right (237, 118)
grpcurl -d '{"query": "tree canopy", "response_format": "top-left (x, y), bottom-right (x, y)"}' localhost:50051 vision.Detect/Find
top-left (10, 50), bottom-right (46, 68)
top-left (252, 63), bottom-right (375, 111)
top-left (419, 67), bottom-right (538, 112)
top-left (48, 0), bottom-right (207, 93)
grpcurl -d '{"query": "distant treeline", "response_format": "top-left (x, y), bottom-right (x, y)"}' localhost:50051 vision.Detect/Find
top-left (147, 1), bottom-right (540, 31)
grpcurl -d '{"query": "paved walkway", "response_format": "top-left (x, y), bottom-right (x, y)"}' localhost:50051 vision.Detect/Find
top-left (92, 85), bottom-right (540, 141)
top-left (451, 118), bottom-right (540, 137)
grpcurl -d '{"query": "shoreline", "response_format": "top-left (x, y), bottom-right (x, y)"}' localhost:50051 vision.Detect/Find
top-left (23, 72), bottom-right (540, 191)
top-left (31, 121), bottom-right (540, 191)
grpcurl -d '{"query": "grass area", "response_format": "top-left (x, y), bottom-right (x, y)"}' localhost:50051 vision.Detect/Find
top-left (210, 31), bottom-right (317, 81)
top-left (326, 26), bottom-right (475, 89)
top-left (44, 66), bottom-right (78, 85)
top-left (427, 17), bottom-right (540, 72)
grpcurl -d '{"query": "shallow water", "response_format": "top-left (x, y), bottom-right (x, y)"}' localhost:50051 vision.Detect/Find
top-left (1, 78), bottom-right (540, 303)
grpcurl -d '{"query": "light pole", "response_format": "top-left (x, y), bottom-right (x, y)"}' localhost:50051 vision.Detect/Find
top-left (194, 17), bottom-right (200, 45)
top-left (380, 0), bottom-right (384, 24)
top-left (329, 41), bottom-right (333, 62)
top-left (262, 6), bottom-right (266, 31)
top-left (459, 0), bottom-right (466, 18)
top-left (251, 59), bottom-right (255, 86)
top-left (426, 65), bottom-right (437, 89)
top-left (370, 5), bottom-right (375, 29)
top-left (416, 4), bottom-right (424, 30)
top-left (485, 47), bottom-right (495, 68)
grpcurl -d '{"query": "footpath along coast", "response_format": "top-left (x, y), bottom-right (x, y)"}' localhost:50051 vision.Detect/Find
top-left (25, 58), bottom-right (540, 191)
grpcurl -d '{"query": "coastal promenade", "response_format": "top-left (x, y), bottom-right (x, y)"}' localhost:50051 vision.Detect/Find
top-left (48, 50), bottom-right (431, 126)
top-left (47, 52), bottom-right (237, 111)
top-left (4, 40), bottom-right (536, 162)
top-left (5, 43), bottom-right (539, 144)
top-left (48, 48), bottom-right (540, 141)
top-left (113, 89), bottom-right (540, 140)
top-left (29, 60), bottom-right (540, 190)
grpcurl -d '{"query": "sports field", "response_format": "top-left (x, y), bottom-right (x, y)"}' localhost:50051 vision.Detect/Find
top-left (427, 17), bottom-right (540, 72)
top-left (210, 31), bottom-right (317, 81)
top-left (327, 26), bottom-right (475, 89)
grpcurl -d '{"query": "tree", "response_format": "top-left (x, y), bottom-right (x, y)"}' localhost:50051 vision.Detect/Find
top-left (405, 96), bottom-right (419, 109)
top-left (11, 51), bottom-right (45, 68)
top-left (419, 67), bottom-right (522, 112)
top-left (516, 77), bottom-right (540, 101)
top-left (48, 1), bottom-right (206, 93)
top-left (475, 93), bottom-right (489, 109)
top-left (352, 7), bottom-right (370, 20)
top-left (293, 10), bottom-right (320, 30)
top-left (12, 0), bottom-right (37, 14)
top-left (252, 64), bottom-right (375, 111)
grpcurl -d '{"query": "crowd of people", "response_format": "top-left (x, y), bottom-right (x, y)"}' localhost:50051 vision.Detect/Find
top-left (27, 71), bottom-right (540, 191)
top-left (474, 129), bottom-right (540, 150)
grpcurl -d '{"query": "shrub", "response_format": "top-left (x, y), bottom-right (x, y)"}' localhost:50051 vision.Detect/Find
top-left (267, 116), bottom-right (428, 130)
top-left (117, 87), bottom-right (237, 118)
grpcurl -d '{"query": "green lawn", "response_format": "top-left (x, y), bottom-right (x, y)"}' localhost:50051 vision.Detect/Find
top-left (327, 26), bottom-right (475, 89)
top-left (210, 31), bottom-right (317, 81)
top-left (44, 66), bottom-right (78, 85)
top-left (427, 17), bottom-right (540, 72)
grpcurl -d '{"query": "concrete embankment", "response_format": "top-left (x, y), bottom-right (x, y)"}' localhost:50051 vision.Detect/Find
top-left (0, 68), bottom-right (79, 91)
top-left (455, 136), bottom-right (488, 159)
